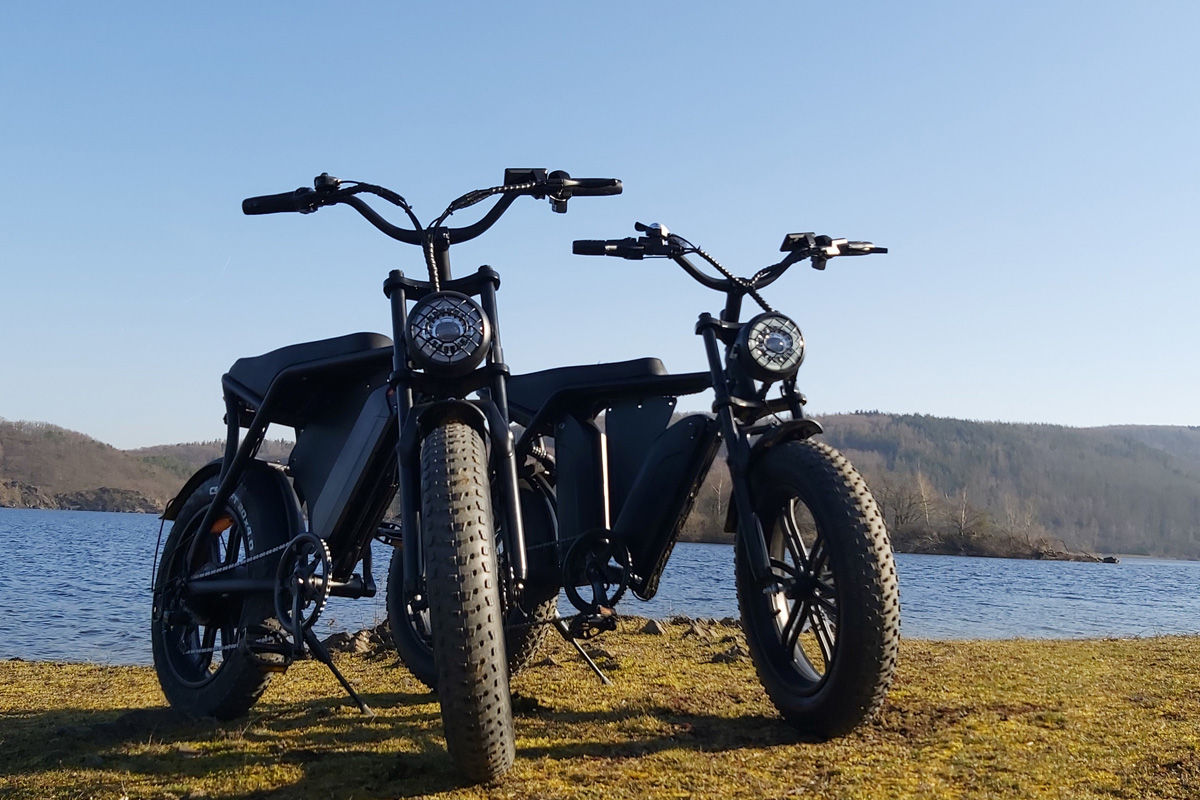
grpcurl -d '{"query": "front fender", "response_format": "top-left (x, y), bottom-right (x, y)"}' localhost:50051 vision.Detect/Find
top-left (748, 418), bottom-right (824, 465)
top-left (399, 399), bottom-right (491, 465)
top-left (723, 418), bottom-right (825, 533)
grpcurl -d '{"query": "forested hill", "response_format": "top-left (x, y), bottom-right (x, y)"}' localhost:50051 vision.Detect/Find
top-left (3, 414), bottom-right (1199, 558)
top-left (813, 413), bottom-right (1200, 559)
top-left (0, 420), bottom-right (181, 512)
top-left (0, 420), bottom-right (285, 513)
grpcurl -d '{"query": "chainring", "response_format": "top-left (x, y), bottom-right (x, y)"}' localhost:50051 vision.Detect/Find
top-left (563, 530), bottom-right (632, 614)
top-left (273, 532), bottom-right (333, 634)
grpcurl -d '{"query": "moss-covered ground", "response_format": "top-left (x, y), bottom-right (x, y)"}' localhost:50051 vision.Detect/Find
top-left (2, 621), bottom-right (1198, 799)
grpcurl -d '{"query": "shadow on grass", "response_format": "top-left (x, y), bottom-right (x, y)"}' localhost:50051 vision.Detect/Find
top-left (1, 687), bottom-right (809, 798)
top-left (512, 694), bottom-right (805, 762)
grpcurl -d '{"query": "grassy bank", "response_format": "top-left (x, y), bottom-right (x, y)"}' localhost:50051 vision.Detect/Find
top-left (2, 622), bottom-right (1198, 799)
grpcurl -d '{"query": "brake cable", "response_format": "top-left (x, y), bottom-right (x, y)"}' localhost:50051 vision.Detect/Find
top-left (671, 234), bottom-right (776, 313)
top-left (419, 181), bottom-right (540, 289)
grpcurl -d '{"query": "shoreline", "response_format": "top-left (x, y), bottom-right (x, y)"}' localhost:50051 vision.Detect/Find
top-left (7, 616), bottom-right (1198, 669)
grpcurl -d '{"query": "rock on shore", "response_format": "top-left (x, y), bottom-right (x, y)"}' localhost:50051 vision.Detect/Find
top-left (0, 481), bottom-right (161, 513)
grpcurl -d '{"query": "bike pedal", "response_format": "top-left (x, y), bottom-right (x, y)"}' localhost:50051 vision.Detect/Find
top-left (241, 624), bottom-right (296, 670)
top-left (566, 609), bottom-right (619, 640)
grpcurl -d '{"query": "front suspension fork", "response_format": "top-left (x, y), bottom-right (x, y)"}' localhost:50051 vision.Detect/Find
top-left (700, 320), bottom-right (774, 587)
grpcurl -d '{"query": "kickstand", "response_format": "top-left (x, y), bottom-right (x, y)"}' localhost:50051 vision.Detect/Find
top-left (303, 628), bottom-right (375, 717)
top-left (552, 619), bottom-right (612, 686)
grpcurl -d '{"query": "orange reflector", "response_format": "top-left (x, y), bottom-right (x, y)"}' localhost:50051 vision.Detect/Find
top-left (210, 516), bottom-right (234, 534)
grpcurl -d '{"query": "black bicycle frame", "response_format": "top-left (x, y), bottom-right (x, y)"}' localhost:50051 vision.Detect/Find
top-left (169, 169), bottom-right (811, 622)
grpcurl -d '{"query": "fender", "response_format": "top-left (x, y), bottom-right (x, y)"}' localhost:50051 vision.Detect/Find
top-left (400, 398), bottom-right (491, 459)
top-left (162, 459), bottom-right (223, 521)
top-left (412, 398), bottom-right (487, 450)
top-left (723, 418), bottom-right (825, 533)
top-left (162, 459), bottom-right (305, 543)
top-left (748, 417), bottom-right (824, 465)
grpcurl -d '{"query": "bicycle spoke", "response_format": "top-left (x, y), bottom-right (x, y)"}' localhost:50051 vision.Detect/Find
top-left (781, 500), bottom-right (809, 570)
top-left (783, 599), bottom-right (810, 655)
top-left (198, 625), bottom-right (217, 671)
top-left (812, 587), bottom-right (838, 617)
top-left (808, 535), bottom-right (829, 578)
top-left (810, 606), bottom-right (836, 667)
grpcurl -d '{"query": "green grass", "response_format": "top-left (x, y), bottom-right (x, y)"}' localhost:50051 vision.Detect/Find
top-left (2, 622), bottom-right (1198, 799)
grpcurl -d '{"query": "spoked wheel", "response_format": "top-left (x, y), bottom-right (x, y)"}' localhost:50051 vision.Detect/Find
top-left (156, 503), bottom-right (245, 682)
top-left (735, 438), bottom-right (900, 739)
top-left (151, 467), bottom-right (294, 720)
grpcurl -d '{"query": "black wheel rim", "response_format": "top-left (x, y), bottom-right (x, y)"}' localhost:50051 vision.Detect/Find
top-left (158, 506), bottom-right (247, 688)
top-left (404, 589), bottom-right (434, 651)
top-left (763, 496), bottom-right (840, 686)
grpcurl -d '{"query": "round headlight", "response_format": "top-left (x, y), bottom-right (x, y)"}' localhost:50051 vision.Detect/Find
top-left (406, 292), bottom-right (492, 376)
top-left (736, 312), bottom-right (805, 382)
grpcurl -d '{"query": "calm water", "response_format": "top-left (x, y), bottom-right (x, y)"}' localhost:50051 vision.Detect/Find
top-left (1, 508), bottom-right (1198, 665)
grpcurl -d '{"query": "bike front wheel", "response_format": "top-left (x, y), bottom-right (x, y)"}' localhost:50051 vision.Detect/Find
top-left (420, 420), bottom-right (515, 782)
top-left (735, 438), bottom-right (900, 739)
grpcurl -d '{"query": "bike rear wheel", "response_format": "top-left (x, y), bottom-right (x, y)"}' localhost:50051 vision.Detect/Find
top-left (735, 438), bottom-right (900, 739)
top-left (151, 466), bottom-right (294, 720)
top-left (420, 420), bottom-right (515, 782)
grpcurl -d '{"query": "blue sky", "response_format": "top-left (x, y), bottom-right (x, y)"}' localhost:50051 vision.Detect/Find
top-left (1, 3), bottom-right (1197, 449)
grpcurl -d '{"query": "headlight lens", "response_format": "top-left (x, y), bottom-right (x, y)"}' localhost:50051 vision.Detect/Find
top-left (736, 312), bottom-right (805, 382)
top-left (406, 292), bottom-right (491, 376)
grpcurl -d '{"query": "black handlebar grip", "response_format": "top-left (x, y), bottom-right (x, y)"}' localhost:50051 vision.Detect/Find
top-left (242, 188), bottom-right (315, 215)
top-left (567, 178), bottom-right (623, 197)
top-left (843, 241), bottom-right (888, 256)
top-left (573, 240), bottom-right (612, 256)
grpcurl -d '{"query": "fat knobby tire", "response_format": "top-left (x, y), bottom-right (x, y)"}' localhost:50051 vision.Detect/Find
top-left (421, 421), bottom-right (515, 782)
top-left (736, 438), bottom-right (901, 739)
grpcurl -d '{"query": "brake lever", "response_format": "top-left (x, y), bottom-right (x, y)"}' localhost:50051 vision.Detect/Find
top-left (546, 170), bottom-right (572, 213)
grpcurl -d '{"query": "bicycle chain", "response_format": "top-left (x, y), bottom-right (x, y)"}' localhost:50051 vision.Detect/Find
top-left (171, 539), bottom-right (295, 657)
top-left (180, 639), bottom-right (240, 657)
top-left (190, 540), bottom-right (292, 580)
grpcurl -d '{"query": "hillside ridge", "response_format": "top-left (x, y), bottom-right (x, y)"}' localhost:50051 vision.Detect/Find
top-left (2, 415), bottom-right (1198, 558)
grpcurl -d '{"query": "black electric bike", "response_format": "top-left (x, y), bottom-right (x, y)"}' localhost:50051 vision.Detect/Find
top-left (151, 168), bottom-right (900, 784)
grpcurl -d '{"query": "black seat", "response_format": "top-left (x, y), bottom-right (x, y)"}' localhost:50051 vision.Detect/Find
top-left (507, 358), bottom-right (668, 422)
top-left (226, 332), bottom-right (393, 402)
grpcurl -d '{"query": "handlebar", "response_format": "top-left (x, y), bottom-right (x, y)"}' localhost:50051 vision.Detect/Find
top-left (572, 223), bottom-right (887, 292)
top-left (241, 169), bottom-right (621, 246)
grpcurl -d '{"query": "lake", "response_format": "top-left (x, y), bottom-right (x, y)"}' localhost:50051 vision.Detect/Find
top-left (1, 508), bottom-right (1197, 665)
